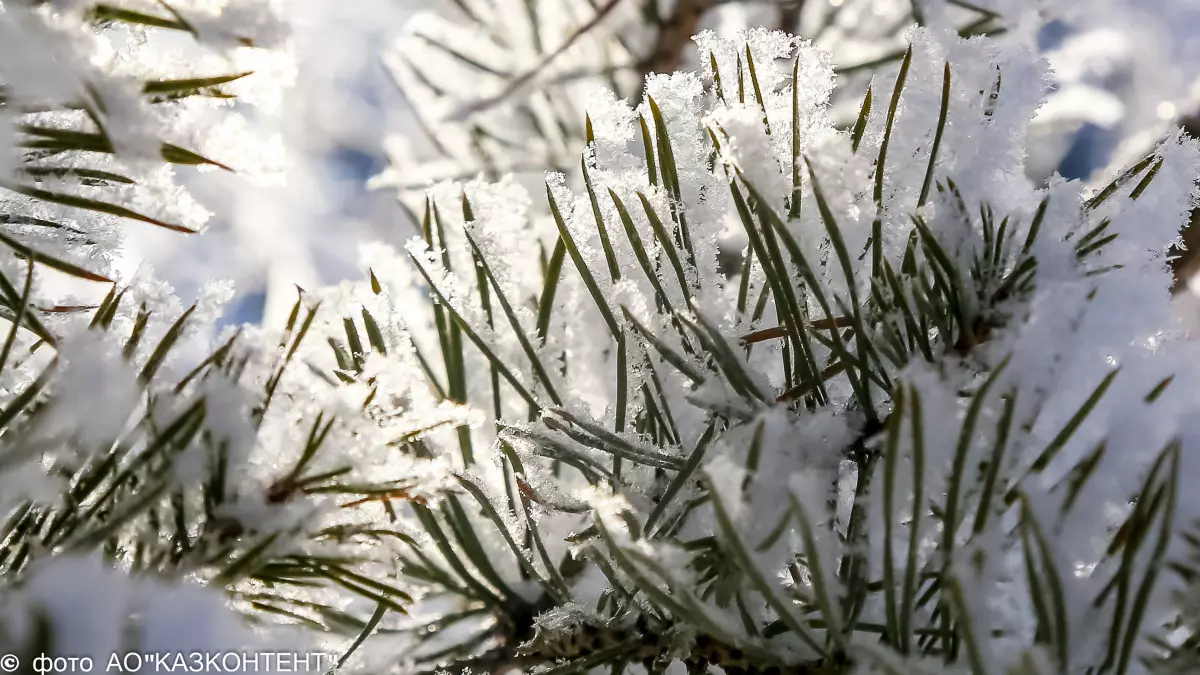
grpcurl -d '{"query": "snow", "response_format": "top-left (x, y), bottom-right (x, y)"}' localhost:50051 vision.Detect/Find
top-left (7, 0), bottom-right (1200, 673)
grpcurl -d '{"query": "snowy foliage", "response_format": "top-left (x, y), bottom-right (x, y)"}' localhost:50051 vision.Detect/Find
top-left (380, 0), bottom-right (1200, 229)
top-left (374, 0), bottom-right (947, 215)
top-left (311, 16), bottom-right (1200, 675)
top-left (6, 1), bottom-right (1200, 674)
top-left (0, 0), bottom-right (421, 667)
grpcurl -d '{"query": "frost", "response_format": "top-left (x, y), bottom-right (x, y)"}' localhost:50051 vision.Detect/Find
top-left (324, 8), bottom-right (1200, 671)
top-left (8, 0), bottom-right (1200, 673)
top-left (41, 331), bottom-right (142, 448)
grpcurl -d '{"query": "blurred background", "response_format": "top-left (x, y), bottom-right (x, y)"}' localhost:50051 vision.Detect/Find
top-left (121, 0), bottom-right (424, 329)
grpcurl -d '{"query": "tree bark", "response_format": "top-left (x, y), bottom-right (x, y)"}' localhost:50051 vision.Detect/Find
top-left (640, 0), bottom-right (718, 77)
top-left (778, 1), bottom-right (805, 33)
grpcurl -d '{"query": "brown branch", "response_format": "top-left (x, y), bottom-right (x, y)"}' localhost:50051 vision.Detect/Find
top-left (443, 0), bottom-right (724, 123)
top-left (411, 621), bottom-right (845, 675)
top-left (1170, 114), bottom-right (1200, 294)
top-left (639, 0), bottom-right (718, 78)
top-left (777, 0), bottom-right (806, 33)
top-left (446, 0), bottom-right (627, 121)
